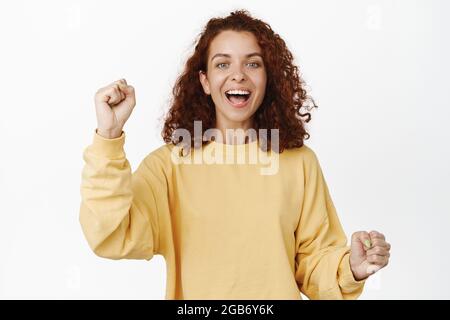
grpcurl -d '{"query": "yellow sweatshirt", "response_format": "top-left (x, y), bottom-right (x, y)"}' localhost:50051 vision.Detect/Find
top-left (79, 131), bottom-right (365, 300)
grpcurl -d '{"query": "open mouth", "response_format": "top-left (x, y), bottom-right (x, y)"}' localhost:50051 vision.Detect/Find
top-left (225, 89), bottom-right (252, 108)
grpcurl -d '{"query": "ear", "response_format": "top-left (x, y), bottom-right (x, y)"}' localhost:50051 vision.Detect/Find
top-left (199, 70), bottom-right (211, 95)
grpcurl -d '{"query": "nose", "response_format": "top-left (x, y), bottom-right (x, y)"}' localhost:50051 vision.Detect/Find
top-left (231, 66), bottom-right (246, 82)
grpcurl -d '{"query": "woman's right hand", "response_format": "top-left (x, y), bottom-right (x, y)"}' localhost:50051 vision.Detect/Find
top-left (94, 79), bottom-right (136, 139)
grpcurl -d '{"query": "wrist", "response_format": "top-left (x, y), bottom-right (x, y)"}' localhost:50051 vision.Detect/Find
top-left (350, 263), bottom-right (369, 282)
top-left (96, 128), bottom-right (123, 139)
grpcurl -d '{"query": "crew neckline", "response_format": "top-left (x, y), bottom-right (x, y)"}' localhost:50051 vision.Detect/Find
top-left (209, 138), bottom-right (259, 147)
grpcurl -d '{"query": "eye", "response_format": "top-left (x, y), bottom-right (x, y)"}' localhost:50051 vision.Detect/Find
top-left (216, 63), bottom-right (229, 69)
top-left (246, 62), bottom-right (260, 68)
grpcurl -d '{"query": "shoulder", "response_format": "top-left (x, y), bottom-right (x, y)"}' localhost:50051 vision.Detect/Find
top-left (139, 143), bottom-right (175, 176)
top-left (145, 143), bottom-right (174, 162)
top-left (283, 143), bottom-right (320, 167)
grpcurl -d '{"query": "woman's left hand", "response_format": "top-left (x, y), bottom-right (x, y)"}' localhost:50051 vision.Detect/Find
top-left (349, 230), bottom-right (391, 281)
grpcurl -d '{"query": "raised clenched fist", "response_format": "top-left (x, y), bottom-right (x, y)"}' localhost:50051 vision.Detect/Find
top-left (94, 79), bottom-right (136, 139)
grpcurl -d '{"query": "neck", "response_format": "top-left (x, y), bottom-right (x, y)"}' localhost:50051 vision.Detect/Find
top-left (214, 119), bottom-right (256, 145)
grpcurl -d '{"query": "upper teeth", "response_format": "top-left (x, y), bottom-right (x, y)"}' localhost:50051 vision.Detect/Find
top-left (226, 89), bottom-right (250, 95)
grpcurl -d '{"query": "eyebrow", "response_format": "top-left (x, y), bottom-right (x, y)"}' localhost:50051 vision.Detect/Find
top-left (210, 52), bottom-right (263, 62)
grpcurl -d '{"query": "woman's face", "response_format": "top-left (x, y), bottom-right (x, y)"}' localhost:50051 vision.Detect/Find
top-left (199, 30), bottom-right (267, 131)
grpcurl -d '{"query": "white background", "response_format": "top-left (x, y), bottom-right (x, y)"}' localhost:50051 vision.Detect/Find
top-left (0, 0), bottom-right (449, 299)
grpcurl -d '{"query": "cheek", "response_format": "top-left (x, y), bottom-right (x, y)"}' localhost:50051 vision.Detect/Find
top-left (253, 72), bottom-right (267, 92)
top-left (255, 81), bottom-right (267, 103)
top-left (208, 73), bottom-right (226, 94)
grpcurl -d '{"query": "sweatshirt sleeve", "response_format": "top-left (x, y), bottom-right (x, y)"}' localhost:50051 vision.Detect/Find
top-left (79, 130), bottom-right (168, 260)
top-left (294, 147), bottom-right (366, 300)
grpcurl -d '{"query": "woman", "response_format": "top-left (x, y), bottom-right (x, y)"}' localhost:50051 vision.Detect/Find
top-left (80, 10), bottom-right (391, 300)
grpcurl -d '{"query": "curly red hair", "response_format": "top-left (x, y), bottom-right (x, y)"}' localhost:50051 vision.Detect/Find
top-left (162, 10), bottom-right (316, 152)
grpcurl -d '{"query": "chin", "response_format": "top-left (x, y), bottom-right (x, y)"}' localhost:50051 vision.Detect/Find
top-left (219, 107), bottom-right (255, 123)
